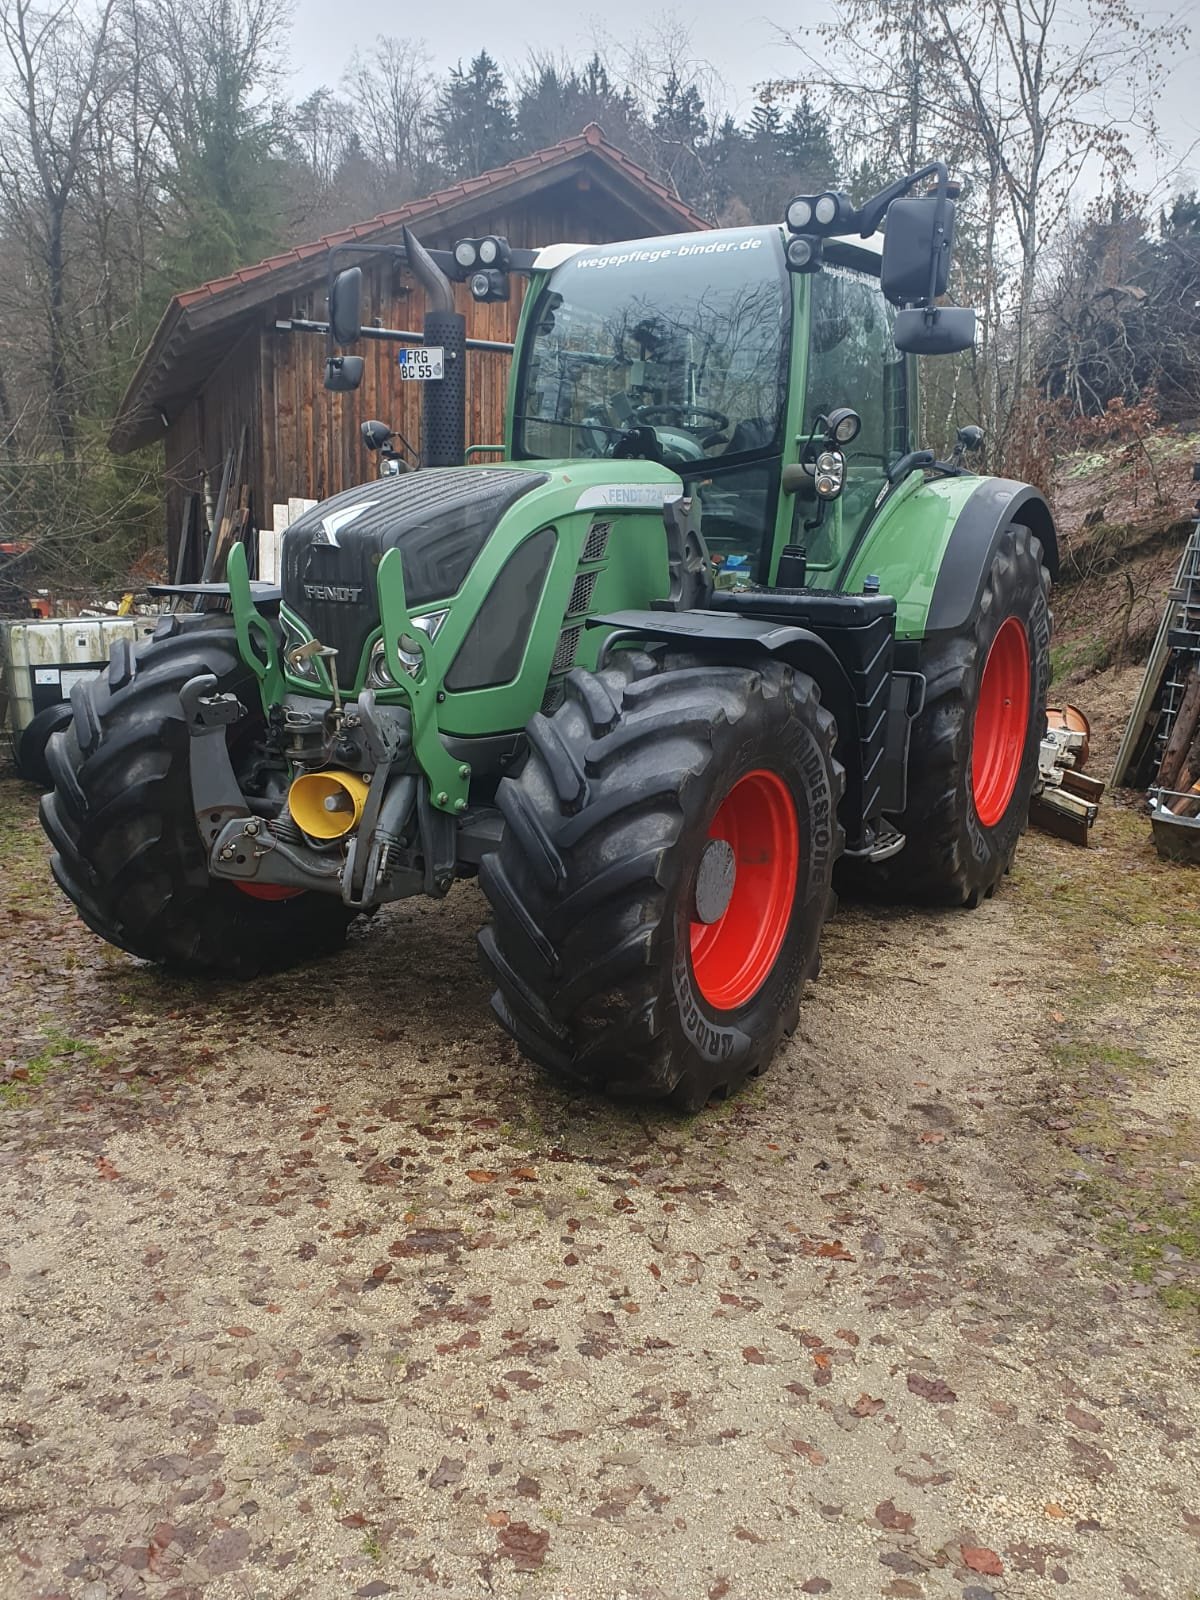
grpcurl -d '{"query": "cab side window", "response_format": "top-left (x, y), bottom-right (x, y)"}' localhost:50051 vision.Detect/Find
top-left (803, 267), bottom-right (911, 567)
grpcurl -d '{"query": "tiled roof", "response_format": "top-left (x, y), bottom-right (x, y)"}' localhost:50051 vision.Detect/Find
top-left (175, 124), bottom-right (708, 310)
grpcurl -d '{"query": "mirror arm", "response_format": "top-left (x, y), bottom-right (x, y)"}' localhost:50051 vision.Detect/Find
top-left (856, 161), bottom-right (947, 238)
top-left (887, 449), bottom-right (935, 484)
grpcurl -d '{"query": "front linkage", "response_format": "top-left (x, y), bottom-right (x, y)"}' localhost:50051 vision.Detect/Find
top-left (196, 542), bottom-right (478, 911)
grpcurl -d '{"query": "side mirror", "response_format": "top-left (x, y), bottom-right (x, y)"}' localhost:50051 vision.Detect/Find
top-left (893, 306), bottom-right (977, 356)
top-left (324, 354), bottom-right (364, 392)
top-left (881, 195), bottom-right (956, 307)
top-left (329, 266), bottom-right (362, 345)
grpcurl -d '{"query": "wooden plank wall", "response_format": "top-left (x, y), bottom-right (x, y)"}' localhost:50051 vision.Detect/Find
top-left (163, 324), bottom-right (262, 575)
top-left (165, 178), bottom-right (684, 551)
top-left (260, 188), bottom-right (649, 506)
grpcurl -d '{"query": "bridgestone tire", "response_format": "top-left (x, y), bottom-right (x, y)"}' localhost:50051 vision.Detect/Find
top-left (865, 521), bottom-right (1051, 907)
top-left (39, 611), bottom-right (353, 975)
top-left (478, 652), bottom-right (845, 1110)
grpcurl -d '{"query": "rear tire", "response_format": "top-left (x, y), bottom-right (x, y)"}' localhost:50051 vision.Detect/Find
top-left (479, 652), bottom-right (845, 1110)
top-left (40, 611), bottom-right (353, 975)
top-left (863, 521), bottom-right (1051, 906)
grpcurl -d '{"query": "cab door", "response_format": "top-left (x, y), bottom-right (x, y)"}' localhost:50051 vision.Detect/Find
top-left (771, 251), bottom-right (913, 589)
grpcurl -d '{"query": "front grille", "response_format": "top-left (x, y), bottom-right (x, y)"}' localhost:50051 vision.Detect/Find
top-left (582, 520), bottom-right (611, 562)
top-left (567, 570), bottom-right (598, 616)
top-left (552, 626), bottom-right (582, 674)
top-left (540, 681), bottom-right (566, 716)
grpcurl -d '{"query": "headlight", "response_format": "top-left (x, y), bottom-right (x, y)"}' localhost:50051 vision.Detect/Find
top-left (281, 612), bottom-right (318, 681)
top-left (368, 610), bottom-right (448, 685)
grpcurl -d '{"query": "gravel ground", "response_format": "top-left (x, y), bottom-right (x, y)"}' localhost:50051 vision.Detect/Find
top-left (1, 770), bottom-right (1198, 1600)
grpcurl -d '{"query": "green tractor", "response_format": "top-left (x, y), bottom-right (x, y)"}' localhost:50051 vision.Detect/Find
top-left (41, 163), bottom-right (1054, 1110)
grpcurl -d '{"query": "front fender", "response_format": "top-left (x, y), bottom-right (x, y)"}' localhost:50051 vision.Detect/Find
top-left (843, 475), bottom-right (1059, 641)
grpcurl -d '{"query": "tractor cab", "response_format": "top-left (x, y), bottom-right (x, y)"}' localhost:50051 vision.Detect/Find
top-left (509, 224), bottom-right (911, 591)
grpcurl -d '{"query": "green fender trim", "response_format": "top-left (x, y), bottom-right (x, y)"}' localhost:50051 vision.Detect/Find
top-left (226, 542), bottom-right (284, 710)
top-left (842, 472), bottom-right (1058, 640)
top-left (841, 473), bottom-right (983, 640)
top-left (376, 548), bottom-right (470, 816)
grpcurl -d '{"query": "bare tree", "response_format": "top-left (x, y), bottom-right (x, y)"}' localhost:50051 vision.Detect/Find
top-left (343, 35), bottom-right (433, 198)
top-left (0, 0), bottom-right (123, 453)
top-left (777, 0), bottom-right (1184, 455)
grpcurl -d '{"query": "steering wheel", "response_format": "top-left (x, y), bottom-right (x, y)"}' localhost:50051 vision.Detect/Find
top-left (635, 403), bottom-right (730, 433)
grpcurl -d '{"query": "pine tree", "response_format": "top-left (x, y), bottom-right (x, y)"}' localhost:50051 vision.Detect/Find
top-left (435, 52), bottom-right (516, 178)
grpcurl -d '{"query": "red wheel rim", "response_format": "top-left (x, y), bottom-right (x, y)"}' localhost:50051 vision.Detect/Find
top-left (233, 882), bottom-right (303, 902)
top-left (690, 769), bottom-right (799, 1011)
top-left (972, 616), bottom-right (1031, 827)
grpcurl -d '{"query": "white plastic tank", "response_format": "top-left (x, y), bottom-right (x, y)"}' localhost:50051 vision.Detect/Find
top-left (2, 616), bottom-right (158, 736)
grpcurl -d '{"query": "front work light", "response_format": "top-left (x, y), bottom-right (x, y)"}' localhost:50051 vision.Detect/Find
top-left (785, 234), bottom-right (823, 273)
top-left (452, 235), bottom-right (511, 280)
top-left (786, 196), bottom-right (813, 232)
top-left (470, 268), bottom-right (509, 303)
top-left (825, 406), bottom-right (862, 445)
top-left (786, 191), bottom-right (855, 236)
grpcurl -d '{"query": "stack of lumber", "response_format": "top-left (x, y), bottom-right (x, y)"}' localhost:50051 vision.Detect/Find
top-left (1155, 666), bottom-right (1200, 819)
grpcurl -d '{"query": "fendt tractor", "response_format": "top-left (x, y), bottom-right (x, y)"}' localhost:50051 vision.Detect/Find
top-left (41, 163), bottom-right (1055, 1110)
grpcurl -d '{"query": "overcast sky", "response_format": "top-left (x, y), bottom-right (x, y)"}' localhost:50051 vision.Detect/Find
top-left (286, 1), bottom-right (1198, 205)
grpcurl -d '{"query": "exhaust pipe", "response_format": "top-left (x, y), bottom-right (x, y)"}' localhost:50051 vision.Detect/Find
top-left (403, 224), bottom-right (466, 470)
top-left (288, 769), bottom-right (371, 840)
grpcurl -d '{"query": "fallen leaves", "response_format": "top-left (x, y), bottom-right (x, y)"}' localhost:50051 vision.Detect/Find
top-left (742, 1346), bottom-right (767, 1364)
top-left (1065, 1403), bottom-right (1103, 1434)
top-left (961, 1545), bottom-right (1004, 1577)
top-left (851, 1393), bottom-right (885, 1417)
top-left (1067, 1435), bottom-right (1115, 1479)
top-left (497, 1520), bottom-right (549, 1570)
top-left (95, 1156), bottom-right (120, 1180)
top-left (429, 1456), bottom-right (464, 1489)
top-left (907, 1372), bottom-right (957, 1404)
top-left (875, 1499), bottom-right (916, 1533)
top-left (466, 1170), bottom-right (497, 1183)
top-left (791, 1439), bottom-right (827, 1466)
top-left (817, 1240), bottom-right (854, 1260)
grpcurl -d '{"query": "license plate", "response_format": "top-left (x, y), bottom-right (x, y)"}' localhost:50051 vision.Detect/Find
top-left (397, 346), bottom-right (444, 381)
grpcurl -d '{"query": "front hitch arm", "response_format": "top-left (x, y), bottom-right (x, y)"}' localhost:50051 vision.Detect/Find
top-left (376, 547), bottom-right (470, 816)
top-left (180, 673), bottom-right (254, 847)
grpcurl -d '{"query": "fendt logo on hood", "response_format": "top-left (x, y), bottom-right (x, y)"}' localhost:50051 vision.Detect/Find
top-left (303, 583), bottom-right (363, 603)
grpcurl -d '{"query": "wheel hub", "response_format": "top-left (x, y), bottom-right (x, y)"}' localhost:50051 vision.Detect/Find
top-left (689, 768), bottom-right (800, 1012)
top-left (693, 837), bottom-right (736, 924)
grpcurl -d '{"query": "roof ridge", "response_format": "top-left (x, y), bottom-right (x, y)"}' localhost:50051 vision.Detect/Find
top-left (175, 129), bottom-right (706, 309)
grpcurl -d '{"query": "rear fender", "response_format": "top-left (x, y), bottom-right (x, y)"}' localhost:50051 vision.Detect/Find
top-left (843, 475), bottom-right (1059, 641)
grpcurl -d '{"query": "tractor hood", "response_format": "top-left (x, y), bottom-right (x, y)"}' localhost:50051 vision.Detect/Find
top-left (280, 467), bottom-right (548, 685)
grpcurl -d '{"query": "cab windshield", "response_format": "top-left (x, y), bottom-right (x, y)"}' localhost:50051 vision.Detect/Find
top-left (514, 228), bottom-right (789, 472)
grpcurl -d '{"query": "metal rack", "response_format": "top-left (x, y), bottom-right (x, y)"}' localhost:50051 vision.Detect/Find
top-left (1149, 500), bottom-right (1200, 860)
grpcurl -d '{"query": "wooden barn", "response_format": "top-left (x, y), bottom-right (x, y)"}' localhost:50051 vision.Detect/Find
top-left (108, 126), bottom-right (708, 574)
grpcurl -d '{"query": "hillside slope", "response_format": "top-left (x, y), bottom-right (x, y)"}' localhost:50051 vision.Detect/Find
top-left (1045, 423), bottom-right (1199, 779)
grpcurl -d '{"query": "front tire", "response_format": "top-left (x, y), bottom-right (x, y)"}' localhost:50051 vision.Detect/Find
top-left (40, 611), bottom-right (353, 975)
top-left (479, 652), bottom-right (844, 1110)
top-left (865, 521), bottom-right (1051, 906)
